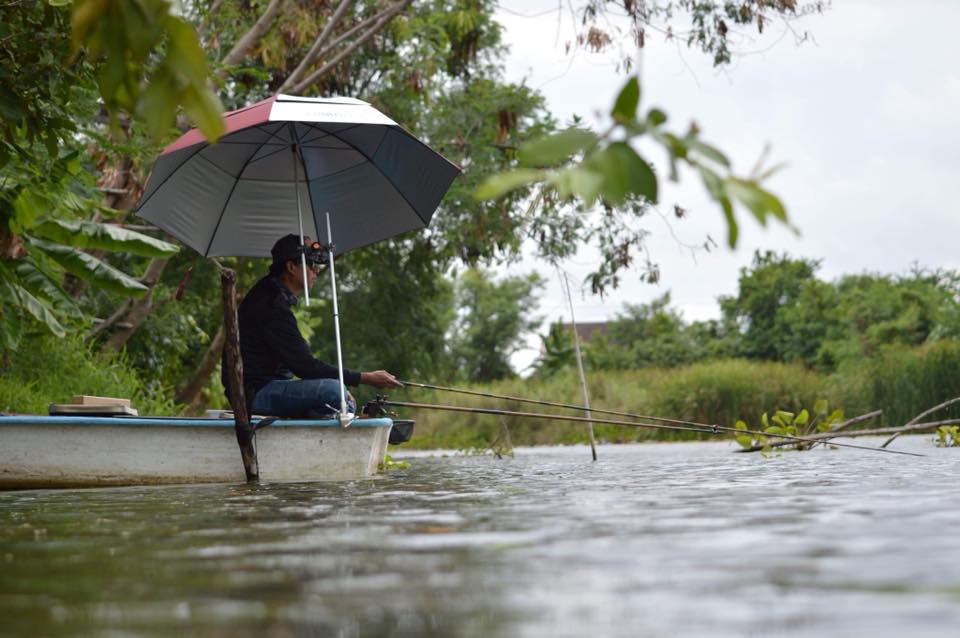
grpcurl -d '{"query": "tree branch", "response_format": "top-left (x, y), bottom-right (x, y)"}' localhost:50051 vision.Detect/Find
top-left (735, 418), bottom-right (960, 453)
top-left (217, 0), bottom-right (286, 76)
top-left (175, 322), bottom-right (226, 407)
top-left (279, 0), bottom-right (355, 92)
top-left (291, 0), bottom-right (412, 94)
top-left (882, 396), bottom-right (960, 448)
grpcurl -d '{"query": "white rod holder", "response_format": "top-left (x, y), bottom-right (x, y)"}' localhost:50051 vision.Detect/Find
top-left (325, 212), bottom-right (352, 427)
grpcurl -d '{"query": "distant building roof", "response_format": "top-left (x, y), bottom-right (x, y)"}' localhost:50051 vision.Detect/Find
top-left (559, 321), bottom-right (608, 342)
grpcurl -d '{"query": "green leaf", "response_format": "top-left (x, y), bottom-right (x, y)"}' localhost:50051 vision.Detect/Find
top-left (138, 65), bottom-right (179, 141)
top-left (587, 142), bottom-right (657, 204)
top-left (31, 219), bottom-right (179, 257)
top-left (761, 412), bottom-right (769, 429)
top-left (776, 410), bottom-right (795, 423)
top-left (611, 76), bottom-right (640, 122)
top-left (735, 419), bottom-right (748, 430)
top-left (697, 165), bottom-right (738, 247)
top-left (814, 399), bottom-right (829, 416)
top-left (549, 164), bottom-right (604, 207)
top-left (474, 168), bottom-right (544, 200)
top-left (687, 139), bottom-right (730, 168)
top-left (827, 408), bottom-right (844, 425)
top-left (27, 238), bottom-right (148, 297)
top-left (165, 18), bottom-right (211, 86)
top-left (0, 311), bottom-right (23, 351)
top-left (518, 128), bottom-right (598, 167)
top-left (795, 409), bottom-right (809, 426)
top-left (0, 265), bottom-right (66, 338)
top-left (646, 108), bottom-right (667, 127)
top-left (15, 255), bottom-right (83, 318)
top-left (735, 434), bottom-right (753, 448)
top-left (179, 83), bottom-right (226, 143)
top-left (726, 178), bottom-right (788, 226)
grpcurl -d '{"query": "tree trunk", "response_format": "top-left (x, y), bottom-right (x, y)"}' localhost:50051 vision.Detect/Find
top-left (175, 322), bottom-right (225, 407)
top-left (100, 256), bottom-right (170, 352)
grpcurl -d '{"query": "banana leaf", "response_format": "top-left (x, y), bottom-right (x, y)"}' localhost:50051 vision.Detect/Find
top-left (0, 263), bottom-right (66, 338)
top-left (15, 254), bottom-right (83, 318)
top-left (31, 219), bottom-right (179, 257)
top-left (27, 237), bottom-right (149, 296)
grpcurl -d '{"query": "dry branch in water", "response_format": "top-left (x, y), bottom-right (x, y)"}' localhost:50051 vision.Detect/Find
top-left (881, 396), bottom-right (960, 448)
top-left (736, 414), bottom-right (960, 454)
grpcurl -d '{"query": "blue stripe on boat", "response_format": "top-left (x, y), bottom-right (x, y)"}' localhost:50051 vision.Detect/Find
top-left (0, 416), bottom-right (392, 428)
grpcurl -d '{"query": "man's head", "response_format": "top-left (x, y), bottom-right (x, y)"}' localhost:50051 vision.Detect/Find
top-left (270, 234), bottom-right (325, 294)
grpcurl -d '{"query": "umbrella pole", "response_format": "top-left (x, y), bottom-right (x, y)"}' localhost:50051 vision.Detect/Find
top-left (292, 139), bottom-right (310, 306)
top-left (324, 212), bottom-right (353, 427)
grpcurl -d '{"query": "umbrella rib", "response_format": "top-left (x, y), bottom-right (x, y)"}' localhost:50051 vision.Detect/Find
top-left (203, 124), bottom-right (289, 256)
top-left (307, 123), bottom-right (430, 226)
top-left (299, 123), bottom-right (362, 146)
top-left (136, 123), bottom-right (284, 215)
top-left (245, 143), bottom-right (294, 167)
top-left (133, 144), bottom-right (208, 214)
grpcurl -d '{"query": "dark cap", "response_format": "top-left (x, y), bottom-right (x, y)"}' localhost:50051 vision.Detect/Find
top-left (271, 234), bottom-right (304, 266)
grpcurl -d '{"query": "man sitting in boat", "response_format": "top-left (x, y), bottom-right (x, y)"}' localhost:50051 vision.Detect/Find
top-left (223, 234), bottom-right (402, 417)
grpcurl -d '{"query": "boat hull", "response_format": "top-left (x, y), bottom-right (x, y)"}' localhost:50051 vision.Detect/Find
top-left (0, 416), bottom-right (392, 489)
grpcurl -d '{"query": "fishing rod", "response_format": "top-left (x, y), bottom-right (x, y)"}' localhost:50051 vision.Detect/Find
top-left (399, 380), bottom-right (717, 430)
top-left (380, 399), bottom-right (925, 458)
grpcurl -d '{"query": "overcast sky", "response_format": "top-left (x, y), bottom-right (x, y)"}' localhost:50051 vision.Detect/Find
top-left (494, 0), bottom-right (960, 369)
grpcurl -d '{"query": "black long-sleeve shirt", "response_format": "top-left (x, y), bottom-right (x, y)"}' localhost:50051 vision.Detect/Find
top-left (221, 275), bottom-right (360, 403)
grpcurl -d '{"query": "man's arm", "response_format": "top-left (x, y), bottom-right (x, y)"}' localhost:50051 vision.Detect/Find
top-left (360, 370), bottom-right (403, 388)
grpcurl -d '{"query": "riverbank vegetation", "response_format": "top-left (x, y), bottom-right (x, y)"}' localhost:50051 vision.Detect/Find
top-left (5, 3), bottom-right (948, 452)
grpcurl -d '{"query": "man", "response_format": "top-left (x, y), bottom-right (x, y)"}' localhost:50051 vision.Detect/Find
top-left (223, 234), bottom-right (402, 417)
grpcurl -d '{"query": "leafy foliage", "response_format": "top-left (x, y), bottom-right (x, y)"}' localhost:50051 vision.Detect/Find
top-left (476, 76), bottom-right (792, 292)
top-left (70, 0), bottom-right (224, 140)
top-left (935, 425), bottom-right (960, 448)
top-left (571, 1), bottom-right (827, 69)
top-left (450, 268), bottom-right (544, 382)
top-left (734, 399), bottom-right (842, 450)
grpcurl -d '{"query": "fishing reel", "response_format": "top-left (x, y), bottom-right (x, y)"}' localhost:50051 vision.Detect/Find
top-left (363, 396), bottom-right (415, 445)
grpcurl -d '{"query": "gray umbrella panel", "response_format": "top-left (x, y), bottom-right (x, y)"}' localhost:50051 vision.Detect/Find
top-left (137, 121), bottom-right (460, 257)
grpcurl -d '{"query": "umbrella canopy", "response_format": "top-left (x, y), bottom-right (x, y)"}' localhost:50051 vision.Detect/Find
top-left (135, 94), bottom-right (460, 257)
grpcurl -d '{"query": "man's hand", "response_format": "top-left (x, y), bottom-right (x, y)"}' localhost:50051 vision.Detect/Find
top-left (360, 370), bottom-right (403, 388)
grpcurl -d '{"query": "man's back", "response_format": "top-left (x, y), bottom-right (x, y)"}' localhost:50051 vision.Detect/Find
top-left (221, 275), bottom-right (359, 404)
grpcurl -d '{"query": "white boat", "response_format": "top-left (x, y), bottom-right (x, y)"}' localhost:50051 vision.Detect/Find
top-left (0, 414), bottom-right (395, 489)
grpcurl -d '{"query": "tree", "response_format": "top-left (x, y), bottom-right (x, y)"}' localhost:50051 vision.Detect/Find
top-left (476, 2), bottom-right (829, 292)
top-left (719, 251), bottom-right (821, 361)
top-left (450, 268), bottom-right (544, 381)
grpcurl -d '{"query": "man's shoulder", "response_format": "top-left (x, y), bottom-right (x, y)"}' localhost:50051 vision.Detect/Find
top-left (240, 276), bottom-right (294, 321)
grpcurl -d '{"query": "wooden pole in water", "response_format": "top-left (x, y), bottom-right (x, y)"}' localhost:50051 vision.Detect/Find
top-left (562, 271), bottom-right (598, 461)
top-left (220, 267), bottom-right (259, 481)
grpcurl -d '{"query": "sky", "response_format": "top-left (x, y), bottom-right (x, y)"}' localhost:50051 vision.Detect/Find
top-left (493, 0), bottom-right (960, 370)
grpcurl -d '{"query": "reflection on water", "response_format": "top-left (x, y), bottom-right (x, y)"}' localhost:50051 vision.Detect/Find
top-left (1, 437), bottom-right (959, 637)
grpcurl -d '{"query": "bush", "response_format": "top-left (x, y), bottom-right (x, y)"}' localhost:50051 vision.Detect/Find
top-left (827, 340), bottom-right (960, 426)
top-left (0, 333), bottom-right (177, 416)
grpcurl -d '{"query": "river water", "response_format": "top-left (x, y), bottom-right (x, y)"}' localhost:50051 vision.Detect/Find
top-left (1, 437), bottom-right (958, 637)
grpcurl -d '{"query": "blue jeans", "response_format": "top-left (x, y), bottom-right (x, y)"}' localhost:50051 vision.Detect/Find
top-left (250, 378), bottom-right (355, 417)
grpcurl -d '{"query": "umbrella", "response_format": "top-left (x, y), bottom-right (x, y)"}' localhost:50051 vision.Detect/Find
top-left (135, 94), bottom-right (460, 424)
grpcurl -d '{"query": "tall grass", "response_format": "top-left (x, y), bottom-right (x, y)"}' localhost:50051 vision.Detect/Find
top-left (826, 340), bottom-right (960, 426)
top-left (399, 359), bottom-right (825, 448)
top-left (0, 334), bottom-right (176, 416)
